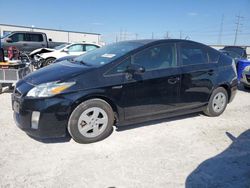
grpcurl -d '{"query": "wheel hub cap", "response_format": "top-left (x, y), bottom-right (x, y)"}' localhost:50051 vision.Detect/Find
top-left (212, 92), bottom-right (226, 113)
top-left (77, 107), bottom-right (108, 138)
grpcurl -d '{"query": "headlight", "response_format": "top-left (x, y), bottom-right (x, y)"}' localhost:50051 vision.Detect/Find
top-left (243, 66), bottom-right (250, 72)
top-left (27, 81), bottom-right (75, 98)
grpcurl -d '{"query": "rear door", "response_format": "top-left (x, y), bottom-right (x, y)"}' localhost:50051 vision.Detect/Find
top-left (178, 42), bottom-right (219, 108)
top-left (25, 33), bottom-right (47, 53)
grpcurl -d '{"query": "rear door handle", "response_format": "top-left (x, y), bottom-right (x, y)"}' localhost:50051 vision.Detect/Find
top-left (168, 77), bottom-right (180, 85)
top-left (23, 43), bottom-right (28, 46)
top-left (208, 70), bottom-right (214, 75)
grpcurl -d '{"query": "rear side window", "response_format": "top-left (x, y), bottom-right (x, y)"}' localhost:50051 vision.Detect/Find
top-left (85, 45), bottom-right (99, 52)
top-left (207, 48), bottom-right (220, 63)
top-left (132, 43), bottom-right (177, 71)
top-left (68, 44), bottom-right (84, 52)
top-left (26, 34), bottom-right (44, 42)
top-left (180, 43), bottom-right (208, 66)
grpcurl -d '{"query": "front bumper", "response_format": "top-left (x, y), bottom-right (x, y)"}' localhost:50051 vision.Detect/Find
top-left (12, 93), bottom-right (73, 139)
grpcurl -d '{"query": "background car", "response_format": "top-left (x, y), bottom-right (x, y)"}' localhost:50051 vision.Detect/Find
top-left (12, 39), bottom-right (238, 144)
top-left (0, 31), bottom-right (64, 54)
top-left (241, 65), bottom-right (250, 89)
top-left (30, 43), bottom-right (101, 67)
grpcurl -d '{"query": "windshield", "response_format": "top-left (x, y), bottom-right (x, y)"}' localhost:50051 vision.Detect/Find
top-left (53, 43), bottom-right (69, 50)
top-left (1, 33), bottom-right (12, 39)
top-left (74, 41), bottom-right (144, 66)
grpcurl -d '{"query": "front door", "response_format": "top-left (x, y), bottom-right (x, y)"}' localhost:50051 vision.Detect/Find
top-left (115, 42), bottom-right (181, 120)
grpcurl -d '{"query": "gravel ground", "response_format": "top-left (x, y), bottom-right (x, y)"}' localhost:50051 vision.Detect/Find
top-left (0, 88), bottom-right (250, 188)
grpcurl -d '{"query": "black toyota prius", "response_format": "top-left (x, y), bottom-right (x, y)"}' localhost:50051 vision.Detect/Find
top-left (12, 39), bottom-right (238, 143)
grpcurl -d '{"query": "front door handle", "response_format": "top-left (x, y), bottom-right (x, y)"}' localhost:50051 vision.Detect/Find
top-left (208, 70), bottom-right (214, 76)
top-left (168, 77), bottom-right (180, 85)
top-left (112, 85), bottom-right (123, 89)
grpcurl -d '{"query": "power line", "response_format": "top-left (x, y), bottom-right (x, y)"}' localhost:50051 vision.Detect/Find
top-left (234, 14), bottom-right (244, 45)
top-left (217, 14), bottom-right (224, 44)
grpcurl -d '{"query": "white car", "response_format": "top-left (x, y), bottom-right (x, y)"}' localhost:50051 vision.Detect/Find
top-left (30, 43), bottom-right (101, 67)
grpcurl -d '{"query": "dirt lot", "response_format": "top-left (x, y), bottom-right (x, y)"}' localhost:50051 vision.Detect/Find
top-left (0, 88), bottom-right (250, 188)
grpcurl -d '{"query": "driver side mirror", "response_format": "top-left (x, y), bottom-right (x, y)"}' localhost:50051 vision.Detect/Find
top-left (6, 38), bottom-right (13, 43)
top-left (62, 48), bottom-right (69, 53)
top-left (126, 64), bottom-right (145, 74)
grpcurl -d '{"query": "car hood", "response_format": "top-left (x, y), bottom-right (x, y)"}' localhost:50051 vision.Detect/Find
top-left (29, 48), bottom-right (55, 57)
top-left (24, 61), bottom-right (92, 85)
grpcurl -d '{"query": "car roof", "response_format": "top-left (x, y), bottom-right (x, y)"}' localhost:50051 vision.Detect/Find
top-left (120, 39), bottom-right (206, 45)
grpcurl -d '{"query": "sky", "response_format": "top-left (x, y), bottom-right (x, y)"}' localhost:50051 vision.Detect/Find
top-left (0, 0), bottom-right (250, 45)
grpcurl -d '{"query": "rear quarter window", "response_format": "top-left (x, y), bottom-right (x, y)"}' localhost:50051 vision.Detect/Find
top-left (207, 48), bottom-right (220, 63)
top-left (219, 53), bottom-right (233, 66)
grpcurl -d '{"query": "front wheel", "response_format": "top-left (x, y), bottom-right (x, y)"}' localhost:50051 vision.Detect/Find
top-left (68, 99), bottom-right (114, 144)
top-left (203, 87), bottom-right (228, 117)
top-left (43, 57), bottom-right (56, 67)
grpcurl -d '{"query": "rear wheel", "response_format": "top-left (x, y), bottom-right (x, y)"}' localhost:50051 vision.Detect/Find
top-left (204, 87), bottom-right (228, 117)
top-left (68, 99), bottom-right (114, 144)
top-left (43, 57), bottom-right (56, 67)
top-left (244, 85), bottom-right (250, 90)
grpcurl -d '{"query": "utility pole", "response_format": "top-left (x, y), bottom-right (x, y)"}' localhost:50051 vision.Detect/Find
top-left (135, 33), bottom-right (138, 40)
top-left (119, 28), bottom-right (122, 41)
top-left (234, 14), bottom-right (244, 45)
top-left (151, 32), bottom-right (154, 39)
top-left (180, 31), bottom-right (182, 39)
top-left (116, 35), bottom-right (118, 43)
top-left (164, 31), bottom-right (169, 39)
top-left (217, 14), bottom-right (224, 44)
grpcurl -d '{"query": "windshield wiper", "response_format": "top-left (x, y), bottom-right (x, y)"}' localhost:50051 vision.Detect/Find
top-left (78, 61), bottom-right (91, 66)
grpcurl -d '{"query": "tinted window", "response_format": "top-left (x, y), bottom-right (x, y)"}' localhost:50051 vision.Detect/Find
top-left (68, 44), bottom-right (84, 52)
top-left (10, 33), bottom-right (25, 42)
top-left (132, 43), bottom-right (176, 71)
top-left (181, 43), bottom-right (208, 66)
top-left (108, 57), bottom-right (131, 74)
top-left (85, 45), bottom-right (98, 52)
top-left (26, 34), bottom-right (43, 42)
top-left (207, 48), bottom-right (220, 63)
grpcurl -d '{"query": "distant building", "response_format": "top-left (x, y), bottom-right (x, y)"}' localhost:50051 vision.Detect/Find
top-left (0, 23), bottom-right (101, 44)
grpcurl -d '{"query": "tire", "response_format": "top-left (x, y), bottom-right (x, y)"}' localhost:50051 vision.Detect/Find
top-left (68, 99), bottom-right (114, 144)
top-left (0, 84), bottom-right (2, 94)
top-left (203, 87), bottom-right (228, 117)
top-left (43, 57), bottom-right (56, 67)
top-left (244, 85), bottom-right (250, 90)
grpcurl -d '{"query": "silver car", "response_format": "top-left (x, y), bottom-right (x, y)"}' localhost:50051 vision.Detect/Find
top-left (241, 65), bottom-right (250, 89)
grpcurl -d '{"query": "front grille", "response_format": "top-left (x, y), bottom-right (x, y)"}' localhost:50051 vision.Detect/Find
top-left (246, 75), bottom-right (250, 82)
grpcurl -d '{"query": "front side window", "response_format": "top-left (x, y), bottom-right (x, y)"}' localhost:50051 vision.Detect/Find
top-left (180, 43), bottom-right (208, 66)
top-left (108, 58), bottom-right (131, 74)
top-left (132, 43), bottom-right (176, 71)
top-left (67, 44), bottom-right (84, 52)
top-left (10, 33), bottom-right (25, 42)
